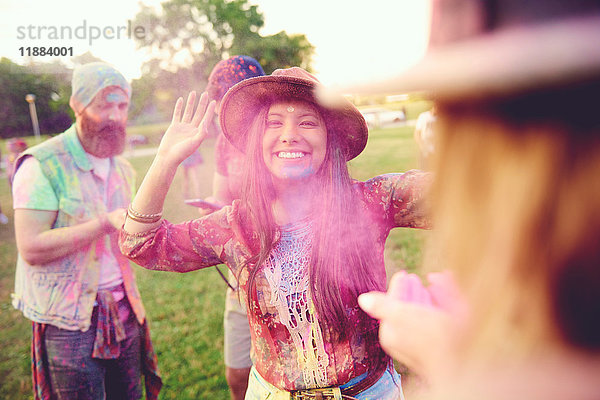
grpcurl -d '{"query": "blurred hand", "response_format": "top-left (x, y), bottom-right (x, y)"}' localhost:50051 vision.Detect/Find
top-left (388, 269), bottom-right (466, 314)
top-left (157, 91), bottom-right (216, 167)
top-left (197, 208), bottom-right (212, 217)
top-left (388, 270), bottom-right (434, 306)
top-left (358, 270), bottom-right (467, 378)
top-left (359, 291), bottom-right (450, 377)
top-left (196, 197), bottom-right (223, 217)
top-left (426, 271), bottom-right (467, 317)
top-left (106, 208), bottom-right (127, 230)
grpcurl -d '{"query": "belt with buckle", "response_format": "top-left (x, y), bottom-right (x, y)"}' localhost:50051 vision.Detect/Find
top-left (290, 360), bottom-right (390, 399)
top-left (290, 387), bottom-right (358, 400)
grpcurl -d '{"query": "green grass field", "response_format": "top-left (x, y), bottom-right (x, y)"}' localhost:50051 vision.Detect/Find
top-left (0, 122), bottom-right (427, 399)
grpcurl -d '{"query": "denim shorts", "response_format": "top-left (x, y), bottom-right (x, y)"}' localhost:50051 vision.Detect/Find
top-left (245, 366), bottom-right (404, 400)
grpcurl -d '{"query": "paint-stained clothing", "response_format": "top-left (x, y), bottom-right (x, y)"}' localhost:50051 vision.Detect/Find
top-left (11, 125), bottom-right (146, 332)
top-left (120, 171), bottom-right (429, 391)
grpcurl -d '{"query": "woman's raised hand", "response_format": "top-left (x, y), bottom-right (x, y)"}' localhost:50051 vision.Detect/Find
top-left (157, 91), bottom-right (216, 166)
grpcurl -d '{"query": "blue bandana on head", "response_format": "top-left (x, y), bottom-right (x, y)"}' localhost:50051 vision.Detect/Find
top-left (69, 62), bottom-right (131, 115)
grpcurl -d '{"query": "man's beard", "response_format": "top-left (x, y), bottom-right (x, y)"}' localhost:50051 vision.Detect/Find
top-left (80, 115), bottom-right (126, 158)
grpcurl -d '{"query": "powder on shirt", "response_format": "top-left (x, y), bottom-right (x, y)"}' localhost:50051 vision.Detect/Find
top-left (12, 153), bottom-right (123, 296)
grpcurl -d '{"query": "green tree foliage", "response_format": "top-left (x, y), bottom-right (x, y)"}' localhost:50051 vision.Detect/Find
top-left (129, 73), bottom-right (158, 123)
top-left (0, 58), bottom-right (73, 139)
top-left (245, 31), bottom-right (313, 73)
top-left (131, 0), bottom-right (314, 122)
top-left (0, 52), bottom-right (160, 136)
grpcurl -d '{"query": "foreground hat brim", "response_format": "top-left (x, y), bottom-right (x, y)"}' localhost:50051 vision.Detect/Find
top-left (320, 15), bottom-right (600, 101)
top-left (220, 75), bottom-right (368, 161)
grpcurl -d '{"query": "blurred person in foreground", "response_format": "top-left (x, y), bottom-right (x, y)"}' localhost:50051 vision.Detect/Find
top-left (356, 1), bottom-right (600, 399)
top-left (202, 55), bottom-right (265, 400)
top-left (11, 62), bottom-right (160, 400)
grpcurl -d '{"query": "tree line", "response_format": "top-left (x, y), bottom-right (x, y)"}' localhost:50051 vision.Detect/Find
top-left (1, 0), bottom-right (314, 139)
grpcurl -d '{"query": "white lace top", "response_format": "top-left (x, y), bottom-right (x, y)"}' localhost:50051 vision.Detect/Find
top-left (262, 219), bottom-right (330, 387)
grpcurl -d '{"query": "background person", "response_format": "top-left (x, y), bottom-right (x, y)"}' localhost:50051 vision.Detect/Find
top-left (11, 62), bottom-right (160, 400)
top-left (119, 67), bottom-right (430, 399)
top-left (180, 148), bottom-right (204, 200)
top-left (413, 105), bottom-right (436, 170)
top-left (5, 137), bottom-right (28, 185)
top-left (202, 55), bottom-right (265, 400)
top-left (0, 205), bottom-right (7, 225)
top-left (359, 1), bottom-right (600, 399)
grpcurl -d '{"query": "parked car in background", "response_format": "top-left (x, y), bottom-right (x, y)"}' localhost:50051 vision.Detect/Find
top-left (127, 134), bottom-right (149, 148)
top-left (360, 107), bottom-right (406, 129)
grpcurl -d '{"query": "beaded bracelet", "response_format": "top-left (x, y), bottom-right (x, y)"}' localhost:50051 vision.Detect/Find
top-left (127, 212), bottom-right (161, 224)
top-left (127, 204), bottom-right (162, 219)
top-left (127, 204), bottom-right (162, 224)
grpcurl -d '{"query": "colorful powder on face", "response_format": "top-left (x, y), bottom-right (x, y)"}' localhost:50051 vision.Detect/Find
top-left (104, 92), bottom-right (127, 104)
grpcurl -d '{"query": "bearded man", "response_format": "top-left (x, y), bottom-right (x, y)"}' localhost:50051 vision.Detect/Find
top-left (11, 62), bottom-right (160, 400)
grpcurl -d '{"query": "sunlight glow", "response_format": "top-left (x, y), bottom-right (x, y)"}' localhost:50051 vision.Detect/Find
top-left (1, 0), bottom-right (431, 86)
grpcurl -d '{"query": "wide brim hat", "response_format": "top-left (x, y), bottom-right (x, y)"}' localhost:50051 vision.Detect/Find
top-left (220, 67), bottom-right (368, 161)
top-left (320, 1), bottom-right (600, 102)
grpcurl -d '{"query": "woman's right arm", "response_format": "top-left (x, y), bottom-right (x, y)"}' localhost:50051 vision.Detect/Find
top-left (119, 91), bottom-right (225, 272)
top-left (123, 91), bottom-right (216, 234)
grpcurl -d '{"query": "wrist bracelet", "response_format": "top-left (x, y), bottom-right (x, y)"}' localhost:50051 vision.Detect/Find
top-left (127, 204), bottom-right (162, 224)
top-left (126, 212), bottom-right (162, 224)
top-left (127, 204), bottom-right (162, 219)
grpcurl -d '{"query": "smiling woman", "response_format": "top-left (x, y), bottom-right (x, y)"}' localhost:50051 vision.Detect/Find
top-left (262, 101), bottom-right (327, 181)
top-left (119, 67), bottom-right (430, 400)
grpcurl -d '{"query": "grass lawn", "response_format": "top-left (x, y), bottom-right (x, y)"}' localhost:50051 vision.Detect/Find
top-left (0, 122), bottom-right (427, 399)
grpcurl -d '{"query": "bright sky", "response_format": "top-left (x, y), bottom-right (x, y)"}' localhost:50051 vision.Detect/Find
top-left (0, 0), bottom-right (431, 87)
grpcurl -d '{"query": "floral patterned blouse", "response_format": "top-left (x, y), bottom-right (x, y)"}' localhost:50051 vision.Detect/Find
top-left (119, 171), bottom-right (429, 390)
